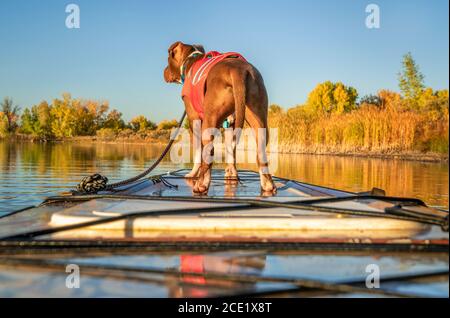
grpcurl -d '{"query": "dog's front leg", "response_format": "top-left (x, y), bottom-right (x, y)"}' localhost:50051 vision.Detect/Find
top-left (183, 98), bottom-right (202, 179)
top-left (193, 116), bottom-right (218, 194)
top-left (185, 118), bottom-right (202, 178)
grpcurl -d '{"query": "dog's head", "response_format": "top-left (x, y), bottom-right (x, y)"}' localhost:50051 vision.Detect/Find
top-left (163, 41), bottom-right (205, 83)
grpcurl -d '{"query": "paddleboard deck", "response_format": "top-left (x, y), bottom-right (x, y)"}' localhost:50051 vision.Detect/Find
top-left (0, 169), bottom-right (447, 244)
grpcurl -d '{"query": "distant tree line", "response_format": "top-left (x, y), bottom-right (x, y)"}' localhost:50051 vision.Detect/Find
top-left (1, 53), bottom-right (448, 153)
top-left (0, 93), bottom-right (179, 139)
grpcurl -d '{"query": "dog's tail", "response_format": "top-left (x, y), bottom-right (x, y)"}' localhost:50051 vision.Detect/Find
top-left (230, 69), bottom-right (247, 132)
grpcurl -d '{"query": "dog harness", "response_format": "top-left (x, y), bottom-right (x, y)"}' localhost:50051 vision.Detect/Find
top-left (181, 51), bottom-right (246, 120)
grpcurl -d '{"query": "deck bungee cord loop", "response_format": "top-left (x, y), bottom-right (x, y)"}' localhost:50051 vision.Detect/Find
top-left (0, 193), bottom-right (447, 242)
top-left (75, 111), bottom-right (187, 194)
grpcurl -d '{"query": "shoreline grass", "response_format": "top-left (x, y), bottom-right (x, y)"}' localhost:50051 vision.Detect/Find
top-left (4, 132), bottom-right (447, 163)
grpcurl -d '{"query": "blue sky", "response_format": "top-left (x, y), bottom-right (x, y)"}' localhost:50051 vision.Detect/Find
top-left (0, 0), bottom-right (448, 121)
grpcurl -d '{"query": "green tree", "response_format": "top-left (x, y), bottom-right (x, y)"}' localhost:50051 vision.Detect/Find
top-left (20, 108), bottom-right (36, 134)
top-left (0, 97), bottom-right (21, 133)
top-left (398, 52), bottom-right (425, 106)
top-left (20, 101), bottom-right (55, 138)
top-left (35, 101), bottom-right (53, 138)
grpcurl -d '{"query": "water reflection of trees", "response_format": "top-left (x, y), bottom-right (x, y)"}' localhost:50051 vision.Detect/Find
top-left (0, 141), bottom-right (19, 174)
top-left (238, 154), bottom-right (449, 207)
top-left (0, 141), bottom-right (169, 177)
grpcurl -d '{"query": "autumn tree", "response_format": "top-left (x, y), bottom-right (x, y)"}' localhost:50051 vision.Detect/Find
top-left (305, 81), bottom-right (358, 114)
top-left (269, 104), bottom-right (284, 115)
top-left (72, 99), bottom-right (109, 135)
top-left (398, 52), bottom-right (425, 107)
top-left (359, 95), bottom-right (382, 107)
top-left (130, 115), bottom-right (156, 132)
top-left (50, 94), bottom-right (76, 137)
top-left (20, 101), bottom-right (53, 137)
top-left (18, 94), bottom-right (131, 138)
top-left (0, 113), bottom-right (8, 137)
top-left (0, 97), bottom-right (21, 133)
top-left (378, 90), bottom-right (403, 111)
top-left (35, 101), bottom-right (53, 137)
top-left (157, 119), bottom-right (178, 130)
top-left (46, 94), bottom-right (111, 137)
top-left (418, 88), bottom-right (449, 114)
top-left (102, 109), bottom-right (126, 131)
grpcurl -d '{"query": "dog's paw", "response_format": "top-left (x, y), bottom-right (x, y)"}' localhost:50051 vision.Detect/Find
top-left (260, 174), bottom-right (277, 196)
top-left (224, 165), bottom-right (239, 185)
top-left (193, 184), bottom-right (209, 195)
top-left (193, 178), bottom-right (210, 195)
top-left (192, 164), bottom-right (212, 195)
top-left (224, 165), bottom-right (238, 180)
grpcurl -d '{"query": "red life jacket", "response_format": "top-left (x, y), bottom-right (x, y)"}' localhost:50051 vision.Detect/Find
top-left (180, 255), bottom-right (208, 297)
top-left (181, 51), bottom-right (246, 119)
top-left (180, 255), bottom-right (206, 285)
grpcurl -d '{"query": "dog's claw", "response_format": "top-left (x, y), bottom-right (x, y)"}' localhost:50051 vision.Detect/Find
top-left (193, 184), bottom-right (209, 195)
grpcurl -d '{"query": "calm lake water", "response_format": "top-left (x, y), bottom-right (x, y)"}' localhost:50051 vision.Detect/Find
top-left (0, 140), bottom-right (448, 214)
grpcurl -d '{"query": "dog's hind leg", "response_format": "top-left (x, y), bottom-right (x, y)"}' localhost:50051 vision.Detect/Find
top-left (183, 97), bottom-right (203, 179)
top-left (245, 106), bottom-right (277, 195)
top-left (185, 119), bottom-right (202, 178)
top-left (224, 115), bottom-right (238, 181)
top-left (223, 69), bottom-right (251, 182)
top-left (238, 66), bottom-right (276, 195)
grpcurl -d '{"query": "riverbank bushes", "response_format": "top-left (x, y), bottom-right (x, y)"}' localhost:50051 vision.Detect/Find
top-left (268, 97), bottom-right (448, 154)
top-left (266, 53), bottom-right (448, 156)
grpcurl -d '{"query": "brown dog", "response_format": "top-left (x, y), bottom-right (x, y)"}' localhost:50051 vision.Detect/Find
top-left (164, 41), bottom-right (276, 195)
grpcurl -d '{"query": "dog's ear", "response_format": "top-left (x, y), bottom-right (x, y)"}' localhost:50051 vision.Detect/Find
top-left (193, 44), bottom-right (205, 53)
top-left (168, 41), bottom-right (181, 53)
